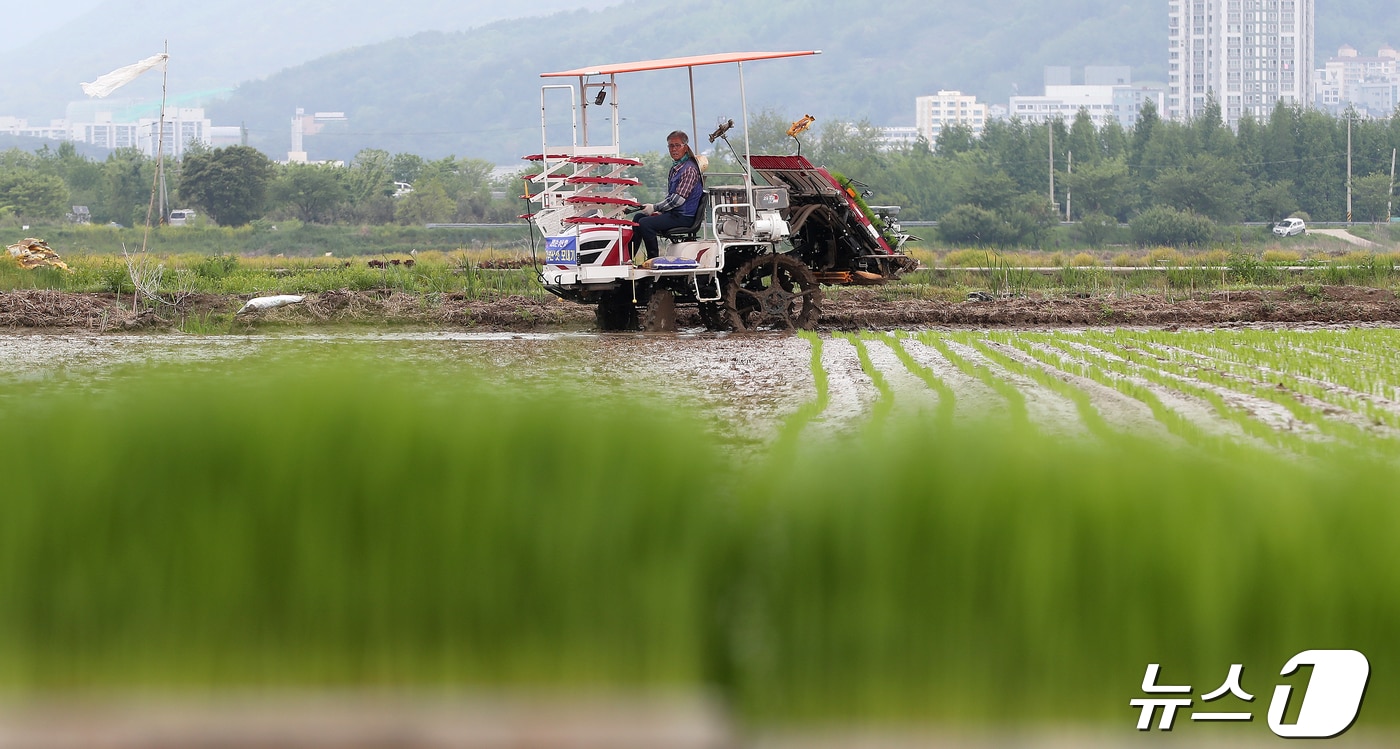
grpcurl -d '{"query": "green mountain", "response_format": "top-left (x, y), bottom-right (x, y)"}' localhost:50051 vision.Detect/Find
top-left (208, 0), bottom-right (1400, 165)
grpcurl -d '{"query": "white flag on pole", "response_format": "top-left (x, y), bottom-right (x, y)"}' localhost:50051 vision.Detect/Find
top-left (81, 53), bottom-right (169, 98)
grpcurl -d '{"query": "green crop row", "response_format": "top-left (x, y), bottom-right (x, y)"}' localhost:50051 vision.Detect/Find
top-left (1, 251), bottom-right (546, 299)
top-left (856, 328), bottom-right (1400, 464)
top-left (3, 339), bottom-right (1400, 728)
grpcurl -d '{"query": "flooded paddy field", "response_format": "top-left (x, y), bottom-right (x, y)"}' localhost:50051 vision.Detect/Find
top-left (2, 326), bottom-right (1399, 745)
top-left (6, 323), bottom-right (1400, 452)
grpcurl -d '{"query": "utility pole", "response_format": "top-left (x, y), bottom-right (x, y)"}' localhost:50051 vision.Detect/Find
top-left (1346, 114), bottom-right (1353, 225)
top-left (1066, 151), bottom-right (1073, 222)
top-left (1048, 120), bottom-right (1055, 211)
top-left (1389, 148), bottom-right (1397, 224)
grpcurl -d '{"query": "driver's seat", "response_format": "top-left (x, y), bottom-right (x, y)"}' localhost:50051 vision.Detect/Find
top-left (659, 190), bottom-right (708, 243)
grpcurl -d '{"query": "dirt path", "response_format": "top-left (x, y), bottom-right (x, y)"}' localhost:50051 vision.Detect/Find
top-left (5, 285), bottom-right (1400, 333)
top-left (1309, 228), bottom-right (1381, 248)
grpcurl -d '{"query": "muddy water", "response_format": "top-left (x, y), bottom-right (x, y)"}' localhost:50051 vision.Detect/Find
top-left (0, 331), bottom-right (817, 446)
top-left (7, 326), bottom-right (1375, 446)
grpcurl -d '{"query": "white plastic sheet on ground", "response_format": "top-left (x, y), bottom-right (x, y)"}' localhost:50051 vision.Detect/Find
top-left (237, 295), bottom-right (306, 315)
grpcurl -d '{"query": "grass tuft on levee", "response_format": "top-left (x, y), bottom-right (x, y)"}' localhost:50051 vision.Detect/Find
top-left (1, 350), bottom-right (1397, 727)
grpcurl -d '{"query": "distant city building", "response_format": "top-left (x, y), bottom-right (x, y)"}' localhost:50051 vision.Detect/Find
top-left (289, 108), bottom-right (349, 164)
top-left (1168, 0), bottom-right (1315, 126)
top-left (878, 126), bottom-right (921, 150)
top-left (0, 116), bottom-right (68, 141)
top-left (1085, 66), bottom-right (1133, 86)
top-left (1010, 68), bottom-right (1164, 129)
top-left (914, 90), bottom-right (988, 146)
top-left (0, 107), bottom-right (221, 158)
top-left (210, 126), bottom-right (244, 148)
top-left (1314, 45), bottom-right (1399, 117)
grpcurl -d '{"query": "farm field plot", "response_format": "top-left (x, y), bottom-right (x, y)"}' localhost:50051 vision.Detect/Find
top-left (776, 326), bottom-right (1400, 455)
top-left (2, 327), bottom-right (1400, 740)
top-left (4, 325), bottom-right (1400, 451)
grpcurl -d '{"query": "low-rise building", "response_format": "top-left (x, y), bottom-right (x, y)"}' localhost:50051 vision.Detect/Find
top-left (0, 107), bottom-right (222, 158)
top-left (1314, 45), bottom-right (1399, 117)
top-left (914, 90), bottom-right (988, 145)
top-left (878, 126), bottom-right (921, 150)
top-left (1009, 67), bottom-right (1164, 128)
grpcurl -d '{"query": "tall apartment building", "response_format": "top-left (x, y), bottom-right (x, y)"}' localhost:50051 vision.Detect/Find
top-left (1168, 0), bottom-right (1314, 126)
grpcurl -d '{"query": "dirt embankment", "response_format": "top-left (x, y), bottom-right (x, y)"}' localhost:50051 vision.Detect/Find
top-left (2, 286), bottom-right (1398, 332)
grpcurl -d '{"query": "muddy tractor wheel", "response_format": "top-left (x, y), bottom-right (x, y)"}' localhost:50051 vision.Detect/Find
top-left (698, 301), bottom-right (729, 332)
top-left (724, 253), bottom-right (823, 331)
top-left (642, 287), bottom-right (677, 332)
top-left (595, 288), bottom-right (638, 331)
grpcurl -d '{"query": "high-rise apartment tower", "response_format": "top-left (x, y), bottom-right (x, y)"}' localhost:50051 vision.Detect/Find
top-left (1167, 0), bottom-right (1314, 126)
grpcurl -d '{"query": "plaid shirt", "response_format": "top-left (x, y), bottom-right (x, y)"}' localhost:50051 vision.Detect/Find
top-left (654, 156), bottom-right (702, 215)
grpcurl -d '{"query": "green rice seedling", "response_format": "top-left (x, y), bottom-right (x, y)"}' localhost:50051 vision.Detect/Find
top-left (4, 346), bottom-right (1400, 728)
top-left (974, 333), bottom-right (1116, 443)
top-left (1013, 332), bottom-right (1215, 450)
top-left (1086, 330), bottom-right (1304, 452)
top-left (845, 333), bottom-right (895, 426)
top-left (723, 411), bottom-right (1400, 723)
top-left (0, 352), bottom-right (721, 691)
top-left (1148, 330), bottom-right (1400, 437)
top-left (770, 331), bottom-right (830, 454)
top-left (918, 332), bottom-right (1030, 430)
top-left (1088, 331), bottom-right (1381, 455)
top-left (883, 332), bottom-right (956, 428)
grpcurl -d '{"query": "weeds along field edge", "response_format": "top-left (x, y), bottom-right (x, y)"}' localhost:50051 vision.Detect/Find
top-left (1, 345), bottom-right (1397, 726)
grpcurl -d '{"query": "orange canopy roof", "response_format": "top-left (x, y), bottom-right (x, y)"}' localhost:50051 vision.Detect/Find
top-left (541, 50), bottom-right (821, 78)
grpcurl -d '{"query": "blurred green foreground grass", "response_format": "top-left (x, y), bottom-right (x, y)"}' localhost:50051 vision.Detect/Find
top-left (0, 352), bottom-right (1395, 727)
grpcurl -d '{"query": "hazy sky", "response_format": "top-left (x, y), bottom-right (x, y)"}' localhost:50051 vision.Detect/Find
top-left (4, 1), bottom-right (105, 38)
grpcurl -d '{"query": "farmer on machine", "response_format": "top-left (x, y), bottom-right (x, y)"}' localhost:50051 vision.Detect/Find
top-left (631, 130), bottom-right (703, 260)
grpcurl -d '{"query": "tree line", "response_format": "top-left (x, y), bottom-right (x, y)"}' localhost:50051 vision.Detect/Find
top-left (0, 142), bottom-right (520, 229)
top-left (761, 99), bottom-right (1400, 247)
top-left (2, 99), bottom-right (1398, 250)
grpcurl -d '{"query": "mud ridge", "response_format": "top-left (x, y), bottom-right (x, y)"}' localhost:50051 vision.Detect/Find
top-left (3, 286), bottom-right (1399, 332)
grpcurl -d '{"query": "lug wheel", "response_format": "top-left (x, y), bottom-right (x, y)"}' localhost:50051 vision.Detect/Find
top-left (595, 289), bottom-right (638, 331)
top-left (698, 301), bottom-right (729, 332)
top-left (724, 253), bottom-right (823, 331)
top-left (642, 287), bottom-right (677, 332)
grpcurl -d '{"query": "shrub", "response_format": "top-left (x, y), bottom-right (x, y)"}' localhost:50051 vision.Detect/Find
top-left (943, 249), bottom-right (997, 267)
top-left (193, 253), bottom-right (240, 279)
top-left (1262, 250), bottom-right (1301, 264)
top-left (1076, 212), bottom-right (1118, 248)
top-left (1190, 249), bottom-right (1230, 266)
top-left (1110, 252), bottom-right (1139, 267)
top-left (1130, 206), bottom-right (1216, 248)
top-left (1070, 253), bottom-right (1099, 267)
top-left (1145, 247), bottom-right (1186, 266)
top-left (938, 204), bottom-right (1004, 246)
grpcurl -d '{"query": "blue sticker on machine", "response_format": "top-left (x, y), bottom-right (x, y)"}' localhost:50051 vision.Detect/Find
top-left (545, 236), bottom-right (579, 265)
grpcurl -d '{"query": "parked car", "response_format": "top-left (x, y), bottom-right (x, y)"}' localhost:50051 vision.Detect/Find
top-left (168, 209), bottom-right (197, 226)
top-left (1273, 217), bottom-right (1306, 237)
